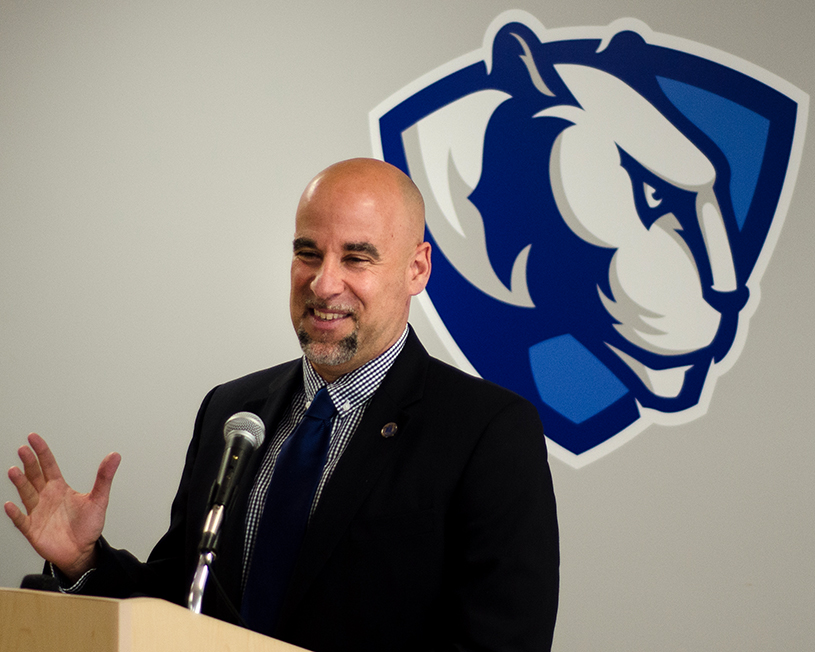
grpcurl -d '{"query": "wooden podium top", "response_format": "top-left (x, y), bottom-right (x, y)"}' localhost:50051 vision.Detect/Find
top-left (0, 587), bottom-right (309, 652)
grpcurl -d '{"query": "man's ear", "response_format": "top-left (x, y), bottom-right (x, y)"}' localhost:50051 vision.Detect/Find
top-left (408, 241), bottom-right (432, 296)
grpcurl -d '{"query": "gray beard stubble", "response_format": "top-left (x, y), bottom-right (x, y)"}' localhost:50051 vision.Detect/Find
top-left (297, 328), bottom-right (359, 367)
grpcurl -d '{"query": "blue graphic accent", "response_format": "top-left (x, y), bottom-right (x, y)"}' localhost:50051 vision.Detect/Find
top-left (529, 336), bottom-right (629, 425)
top-left (658, 77), bottom-right (770, 230)
top-left (374, 15), bottom-right (804, 460)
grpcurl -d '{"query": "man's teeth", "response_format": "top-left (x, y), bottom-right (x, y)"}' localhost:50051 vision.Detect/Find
top-left (314, 309), bottom-right (345, 321)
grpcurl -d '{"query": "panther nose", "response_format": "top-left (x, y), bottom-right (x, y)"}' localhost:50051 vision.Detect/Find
top-left (698, 199), bottom-right (738, 294)
top-left (705, 285), bottom-right (749, 313)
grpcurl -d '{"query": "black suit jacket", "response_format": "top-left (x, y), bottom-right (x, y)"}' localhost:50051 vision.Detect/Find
top-left (83, 328), bottom-right (559, 651)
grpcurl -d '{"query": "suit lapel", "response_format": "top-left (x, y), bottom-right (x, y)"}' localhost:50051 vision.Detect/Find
top-left (279, 330), bottom-right (430, 622)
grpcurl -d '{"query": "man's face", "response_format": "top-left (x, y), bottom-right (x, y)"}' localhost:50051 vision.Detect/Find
top-left (289, 164), bottom-right (430, 381)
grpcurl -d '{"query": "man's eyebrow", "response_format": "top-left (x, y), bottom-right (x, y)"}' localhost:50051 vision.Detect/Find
top-left (293, 237), bottom-right (316, 250)
top-left (292, 238), bottom-right (381, 260)
top-left (344, 242), bottom-right (380, 259)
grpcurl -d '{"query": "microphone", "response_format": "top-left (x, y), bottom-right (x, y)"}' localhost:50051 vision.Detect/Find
top-left (210, 412), bottom-right (266, 508)
top-left (189, 411), bottom-right (265, 614)
top-left (198, 412), bottom-right (265, 554)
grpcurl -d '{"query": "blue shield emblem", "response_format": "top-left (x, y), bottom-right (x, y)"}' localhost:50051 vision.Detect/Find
top-left (371, 11), bottom-right (808, 466)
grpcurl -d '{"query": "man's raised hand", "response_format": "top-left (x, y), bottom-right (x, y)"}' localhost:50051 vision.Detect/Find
top-left (5, 433), bottom-right (121, 583)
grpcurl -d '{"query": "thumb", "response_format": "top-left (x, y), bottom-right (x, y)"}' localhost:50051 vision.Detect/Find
top-left (88, 452), bottom-right (121, 506)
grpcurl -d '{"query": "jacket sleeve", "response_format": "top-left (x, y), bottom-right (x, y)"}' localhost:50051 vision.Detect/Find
top-left (440, 396), bottom-right (559, 652)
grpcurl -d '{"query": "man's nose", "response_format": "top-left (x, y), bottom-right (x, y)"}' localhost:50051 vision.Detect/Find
top-left (310, 259), bottom-right (344, 298)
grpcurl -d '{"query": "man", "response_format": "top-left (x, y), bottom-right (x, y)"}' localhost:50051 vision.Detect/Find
top-left (6, 159), bottom-right (559, 651)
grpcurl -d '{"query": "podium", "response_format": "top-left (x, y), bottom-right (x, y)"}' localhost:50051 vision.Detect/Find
top-left (0, 587), bottom-right (309, 652)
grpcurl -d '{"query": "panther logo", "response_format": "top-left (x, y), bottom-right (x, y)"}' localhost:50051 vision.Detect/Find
top-left (371, 11), bottom-right (808, 466)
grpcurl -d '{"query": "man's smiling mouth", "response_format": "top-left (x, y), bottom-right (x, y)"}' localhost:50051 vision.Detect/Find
top-left (312, 308), bottom-right (350, 321)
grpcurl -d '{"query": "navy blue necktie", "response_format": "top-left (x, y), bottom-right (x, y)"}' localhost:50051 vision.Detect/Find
top-left (241, 386), bottom-right (336, 634)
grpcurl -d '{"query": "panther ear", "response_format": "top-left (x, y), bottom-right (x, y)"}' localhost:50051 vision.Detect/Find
top-left (488, 23), bottom-right (563, 102)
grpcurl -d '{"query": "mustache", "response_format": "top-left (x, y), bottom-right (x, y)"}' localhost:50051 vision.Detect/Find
top-left (303, 299), bottom-right (357, 316)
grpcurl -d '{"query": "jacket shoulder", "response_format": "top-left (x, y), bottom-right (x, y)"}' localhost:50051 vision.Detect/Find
top-left (425, 354), bottom-right (535, 412)
top-left (208, 359), bottom-right (300, 403)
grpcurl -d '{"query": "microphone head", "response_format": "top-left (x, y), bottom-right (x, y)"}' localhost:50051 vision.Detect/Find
top-left (223, 411), bottom-right (266, 449)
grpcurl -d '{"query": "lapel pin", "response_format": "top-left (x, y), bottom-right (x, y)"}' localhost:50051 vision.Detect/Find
top-left (381, 422), bottom-right (398, 438)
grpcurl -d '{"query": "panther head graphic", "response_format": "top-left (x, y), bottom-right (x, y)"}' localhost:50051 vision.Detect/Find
top-left (373, 13), bottom-right (806, 464)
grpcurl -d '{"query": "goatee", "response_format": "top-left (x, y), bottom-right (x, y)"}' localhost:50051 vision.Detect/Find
top-left (297, 328), bottom-right (358, 367)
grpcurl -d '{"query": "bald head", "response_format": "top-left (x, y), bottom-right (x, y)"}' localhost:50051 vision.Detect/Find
top-left (299, 158), bottom-right (425, 245)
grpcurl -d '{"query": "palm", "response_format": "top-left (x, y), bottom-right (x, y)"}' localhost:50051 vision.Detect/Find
top-left (24, 476), bottom-right (104, 563)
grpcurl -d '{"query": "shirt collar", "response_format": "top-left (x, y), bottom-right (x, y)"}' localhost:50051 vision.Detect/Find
top-left (301, 326), bottom-right (409, 415)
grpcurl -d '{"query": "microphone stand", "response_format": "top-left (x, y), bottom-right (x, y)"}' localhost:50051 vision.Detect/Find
top-left (188, 551), bottom-right (215, 614)
top-left (187, 504), bottom-right (225, 613)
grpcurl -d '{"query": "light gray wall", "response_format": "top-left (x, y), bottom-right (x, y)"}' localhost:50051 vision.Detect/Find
top-left (2, 1), bottom-right (813, 650)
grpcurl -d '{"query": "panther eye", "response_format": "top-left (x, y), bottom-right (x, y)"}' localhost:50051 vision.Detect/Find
top-left (644, 182), bottom-right (662, 209)
top-left (617, 146), bottom-right (695, 230)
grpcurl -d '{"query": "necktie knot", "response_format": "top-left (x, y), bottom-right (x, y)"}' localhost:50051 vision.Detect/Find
top-left (306, 386), bottom-right (336, 422)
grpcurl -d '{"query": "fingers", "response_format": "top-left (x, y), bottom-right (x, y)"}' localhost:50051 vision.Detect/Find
top-left (8, 464), bottom-right (40, 514)
top-left (27, 433), bottom-right (65, 484)
top-left (17, 443), bottom-right (45, 493)
top-left (4, 500), bottom-right (29, 535)
top-left (15, 433), bottom-right (65, 493)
